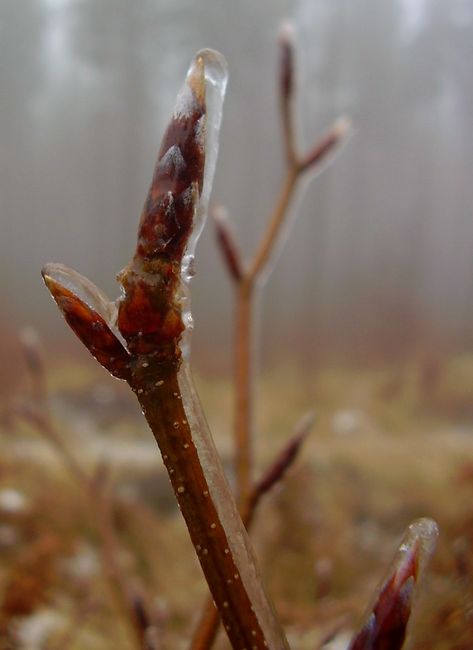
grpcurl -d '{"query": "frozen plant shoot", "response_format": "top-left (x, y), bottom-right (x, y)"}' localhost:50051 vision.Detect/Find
top-left (42, 32), bottom-right (439, 650)
top-left (43, 49), bottom-right (289, 650)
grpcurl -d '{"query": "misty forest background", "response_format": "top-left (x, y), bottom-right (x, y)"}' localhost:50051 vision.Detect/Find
top-left (1, 0), bottom-right (472, 373)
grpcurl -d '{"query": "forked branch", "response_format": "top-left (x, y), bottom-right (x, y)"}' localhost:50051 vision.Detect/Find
top-left (214, 24), bottom-right (350, 508)
top-left (193, 22), bottom-right (350, 650)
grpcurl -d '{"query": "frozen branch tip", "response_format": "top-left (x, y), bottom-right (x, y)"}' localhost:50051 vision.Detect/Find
top-left (42, 50), bottom-right (228, 374)
top-left (42, 49), bottom-right (290, 650)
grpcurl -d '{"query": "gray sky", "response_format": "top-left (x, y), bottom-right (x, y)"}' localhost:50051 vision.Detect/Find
top-left (0, 0), bottom-right (472, 366)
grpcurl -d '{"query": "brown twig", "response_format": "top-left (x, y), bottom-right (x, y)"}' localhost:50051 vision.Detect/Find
top-left (298, 117), bottom-right (351, 174)
top-left (279, 21), bottom-right (297, 167)
top-left (191, 413), bottom-right (314, 650)
top-left (43, 50), bottom-right (289, 650)
top-left (195, 21), bottom-right (350, 650)
top-left (243, 411), bottom-right (314, 526)
top-left (213, 205), bottom-right (244, 283)
top-left (229, 27), bottom-right (350, 509)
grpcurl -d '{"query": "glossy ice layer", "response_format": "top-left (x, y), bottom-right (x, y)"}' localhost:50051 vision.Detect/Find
top-left (188, 48), bottom-right (228, 257)
top-left (43, 49), bottom-right (290, 650)
top-left (178, 365), bottom-right (288, 649)
top-left (349, 518), bottom-right (438, 650)
top-left (180, 49), bottom-right (228, 359)
top-left (43, 263), bottom-right (117, 329)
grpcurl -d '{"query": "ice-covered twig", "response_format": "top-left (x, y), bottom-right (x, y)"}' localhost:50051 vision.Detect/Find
top-left (191, 412), bottom-right (313, 650)
top-left (43, 50), bottom-right (289, 650)
top-left (348, 519), bottom-right (439, 650)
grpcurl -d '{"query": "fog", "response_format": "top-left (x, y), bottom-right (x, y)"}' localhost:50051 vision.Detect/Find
top-left (1, 0), bottom-right (472, 367)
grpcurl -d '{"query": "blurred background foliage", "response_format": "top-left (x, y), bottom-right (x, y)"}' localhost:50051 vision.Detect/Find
top-left (1, 0), bottom-right (473, 370)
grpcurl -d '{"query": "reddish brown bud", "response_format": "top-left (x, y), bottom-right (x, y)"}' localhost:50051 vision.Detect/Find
top-left (213, 205), bottom-right (243, 282)
top-left (349, 519), bottom-right (438, 650)
top-left (241, 412), bottom-right (314, 528)
top-left (300, 117), bottom-right (351, 172)
top-left (117, 54), bottom-right (209, 355)
top-left (253, 411), bottom-right (314, 500)
top-left (278, 21), bottom-right (298, 166)
top-left (279, 21), bottom-right (295, 103)
top-left (136, 56), bottom-right (206, 263)
top-left (42, 264), bottom-right (130, 380)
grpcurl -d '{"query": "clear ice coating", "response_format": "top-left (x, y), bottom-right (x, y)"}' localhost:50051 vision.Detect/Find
top-left (178, 365), bottom-right (290, 650)
top-left (396, 517), bottom-right (439, 581)
top-left (181, 49), bottom-right (228, 269)
top-left (176, 52), bottom-right (289, 648)
top-left (42, 263), bottom-right (117, 329)
top-left (43, 49), bottom-right (289, 648)
top-left (42, 262), bottom-right (127, 354)
top-left (180, 50), bottom-right (229, 360)
top-left (348, 517), bottom-right (439, 650)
